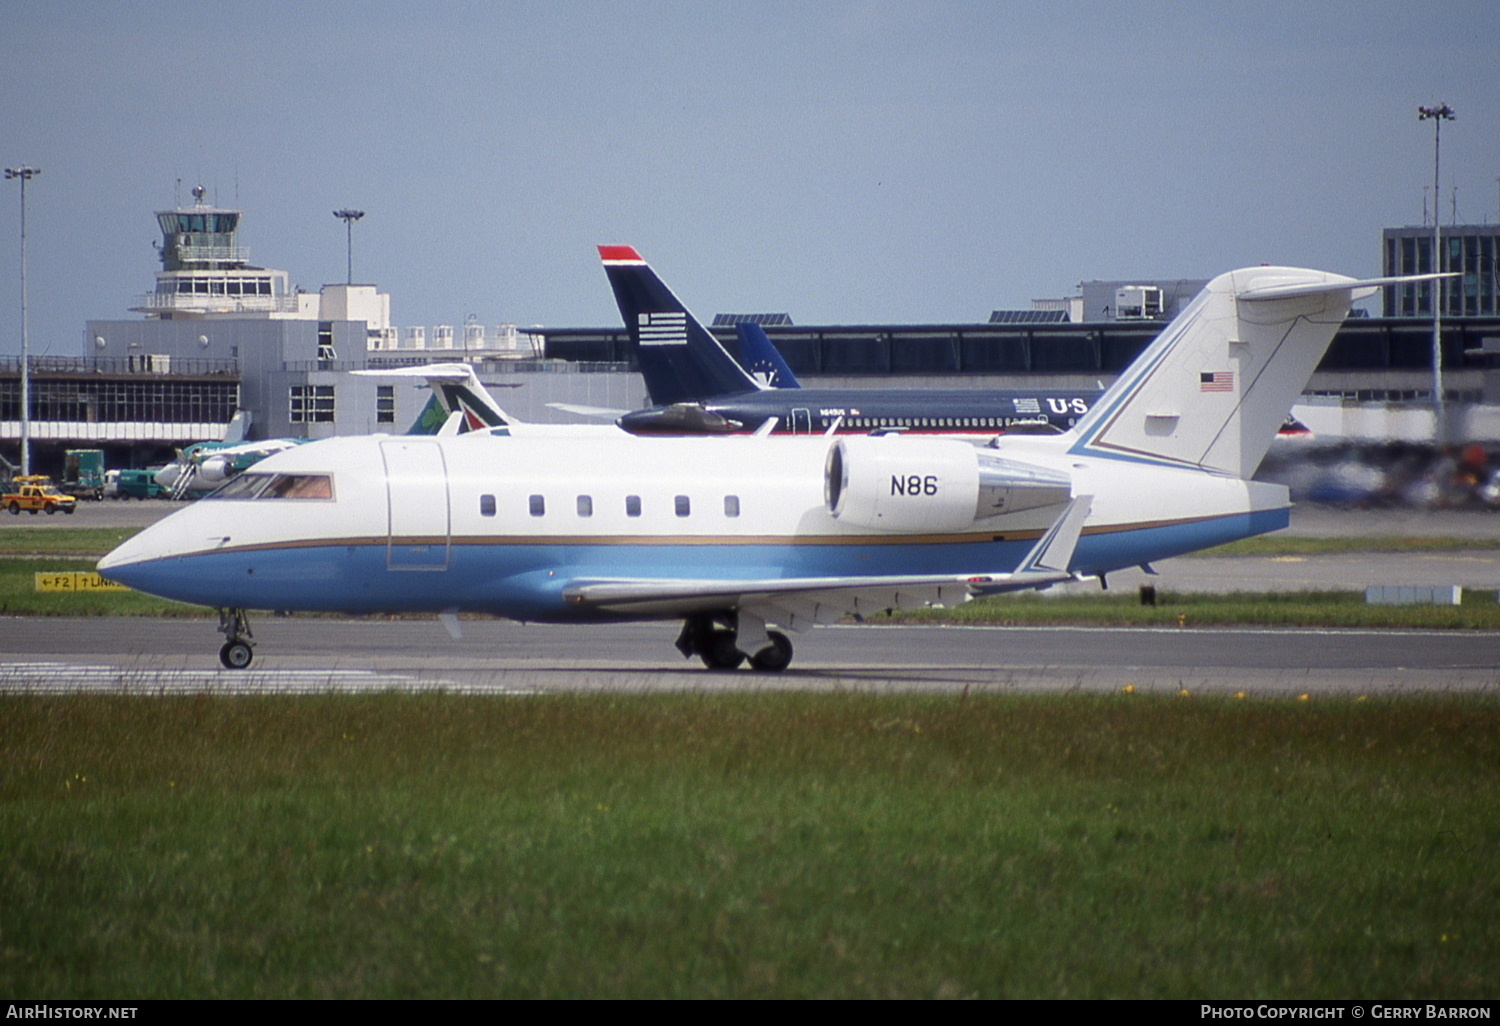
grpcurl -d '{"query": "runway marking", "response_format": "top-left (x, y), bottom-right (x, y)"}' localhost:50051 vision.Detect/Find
top-left (0, 662), bottom-right (537, 696)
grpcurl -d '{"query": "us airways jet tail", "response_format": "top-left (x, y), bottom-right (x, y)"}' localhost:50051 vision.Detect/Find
top-left (736, 322), bottom-right (801, 388)
top-left (1064, 268), bottom-right (1453, 479)
top-left (599, 245), bottom-right (765, 405)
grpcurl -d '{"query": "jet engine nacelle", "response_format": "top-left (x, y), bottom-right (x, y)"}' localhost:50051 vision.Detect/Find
top-left (825, 436), bottom-right (1072, 532)
top-left (197, 456), bottom-right (236, 485)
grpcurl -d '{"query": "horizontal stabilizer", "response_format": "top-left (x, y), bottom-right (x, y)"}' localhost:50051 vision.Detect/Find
top-left (1238, 271), bottom-right (1457, 302)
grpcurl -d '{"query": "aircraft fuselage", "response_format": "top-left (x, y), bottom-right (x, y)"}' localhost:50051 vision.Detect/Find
top-left (100, 431), bottom-right (1288, 623)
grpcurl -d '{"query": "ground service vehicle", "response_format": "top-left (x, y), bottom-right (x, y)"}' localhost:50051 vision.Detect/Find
top-left (4, 476), bottom-right (78, 515)
top-left (113, 468), bottom-right (169, 500)
top-left (61, 450), bottom-right (106, 500)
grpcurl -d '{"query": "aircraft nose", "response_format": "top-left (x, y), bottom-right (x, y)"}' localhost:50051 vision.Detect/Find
top-left (97, 532), bottom-right (153, 581)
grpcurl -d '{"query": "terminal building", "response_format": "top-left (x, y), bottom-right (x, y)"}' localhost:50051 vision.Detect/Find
top-left (5, 190), bottom-right (1500, 478)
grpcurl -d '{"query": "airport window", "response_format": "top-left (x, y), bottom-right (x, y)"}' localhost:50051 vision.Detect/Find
top-left (317, 323), bottom-right (337, 361)
top-left (9, 378), bottom-right (239, 425)
top-left (480, 494), bottom-right (496, 517)
top-left (577, 495), bottom-right (593, 517)
top-left (724, 495), bottom-right (740, 517)
top-left (625, 495), bottom-right (641, 517)
top-left (675, 495), bottom-right (690, 517)
top-left (376, 386), bottom-right (395, 424)
top-left (529, 494), bottom-right (545, 517)
top-left (289, 385), bottom-right (335, 423)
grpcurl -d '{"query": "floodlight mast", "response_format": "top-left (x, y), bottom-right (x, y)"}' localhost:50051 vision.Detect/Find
top-left (1419, 102), bottom-right (1454, 442)
top-left (333, 209), bottom-right (365, 286)
top-left (5, 165), bottom-right (39, 477)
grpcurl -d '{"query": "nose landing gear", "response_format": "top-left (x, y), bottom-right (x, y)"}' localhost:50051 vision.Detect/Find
top-left (217, 608), bottom-right (255, 669)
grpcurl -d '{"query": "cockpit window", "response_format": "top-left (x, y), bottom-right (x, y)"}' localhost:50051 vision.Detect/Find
top-left (266, 474), bottom-right (334, 499)
top-left (205, 472), bottom-right (333, 500)
top-left (206, 473), bottom-right (273, 500)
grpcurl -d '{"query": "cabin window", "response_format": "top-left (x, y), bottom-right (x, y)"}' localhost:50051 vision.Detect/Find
top-left (675, 495), bottom-right (690, 517)
top-left (625, 495), bottom-right (641, 517)
top-left (480, 494), bottom-right (496, 517)
top-left (724, 495), bottom-right (740, 517)
top-left (576, 495), bottom-right (593, 517)
top-left (529, 494), bottom-right (545, 517)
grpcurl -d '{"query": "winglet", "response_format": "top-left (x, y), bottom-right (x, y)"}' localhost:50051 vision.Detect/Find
top-left (1014, 494), bottom-right (1092, 575)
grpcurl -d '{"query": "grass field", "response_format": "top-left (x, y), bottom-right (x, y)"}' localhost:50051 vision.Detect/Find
top-left (1, 692), bottom-right (1495, 999)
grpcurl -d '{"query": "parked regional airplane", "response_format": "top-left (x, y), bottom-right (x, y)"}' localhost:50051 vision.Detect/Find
top-left (600, 246), bottom-right (1099, 437)
top-left (98, 263), bottom-right (1441, 671)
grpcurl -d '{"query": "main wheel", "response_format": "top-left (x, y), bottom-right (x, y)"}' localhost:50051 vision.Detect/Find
top-left (44, 505), bottom-right (55, 515)
top-left (700, 631), bottom-right (746, 670)
top-left (748, 631), bottom-right (793, 673)
top-left (219, 641), bottom-right (254, 670)
top-left (63, 506), bottom-right (75, 515)
top-left (7, 502), bottom-right (18, 515)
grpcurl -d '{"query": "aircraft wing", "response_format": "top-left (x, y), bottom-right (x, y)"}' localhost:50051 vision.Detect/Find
top-left (562, 496), bottom-right (1091, 629)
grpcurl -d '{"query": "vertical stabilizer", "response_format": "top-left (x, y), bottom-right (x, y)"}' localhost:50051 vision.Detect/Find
top-left (599, 246), bottom-right (762, 405)
top-left (1067, 268), bottom-right (1399, 478)
top-left (736, 322), bottom-right (802, 388)
top-left (353, 363), bottom-right (517, 434)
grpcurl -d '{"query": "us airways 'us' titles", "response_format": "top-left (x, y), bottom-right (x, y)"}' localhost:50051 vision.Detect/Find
top-left (99, 259), bottom-right (1444, 671)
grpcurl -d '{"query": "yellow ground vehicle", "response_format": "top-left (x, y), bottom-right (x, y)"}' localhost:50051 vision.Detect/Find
top-left (3, 476), bottom-right (78, 515)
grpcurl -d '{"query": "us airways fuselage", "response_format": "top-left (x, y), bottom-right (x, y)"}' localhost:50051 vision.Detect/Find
top-left (616, 387), bottom-right (1098, 437)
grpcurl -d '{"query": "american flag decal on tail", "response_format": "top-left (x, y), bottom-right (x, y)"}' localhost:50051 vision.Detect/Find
top-left (638, 311), bottom-right (687, 346)
top-left (1200, 371), bottom-right (1234, 392)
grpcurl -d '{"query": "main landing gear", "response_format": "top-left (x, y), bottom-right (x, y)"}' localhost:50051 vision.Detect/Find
top-left (676, 612), bottom-right (793, 672)
top-left (217, 607), bottom-right (255, 669)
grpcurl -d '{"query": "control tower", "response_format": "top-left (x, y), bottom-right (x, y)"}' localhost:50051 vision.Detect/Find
top-left (132, 185), bottom-right (304, 318)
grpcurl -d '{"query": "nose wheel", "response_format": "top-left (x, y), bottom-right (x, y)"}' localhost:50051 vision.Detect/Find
top-left (219, 640), bottom-right (254, 669)
top-left (217, 608), bottom-right (255, 669)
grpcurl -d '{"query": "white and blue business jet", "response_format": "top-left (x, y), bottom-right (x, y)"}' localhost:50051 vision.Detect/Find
top-left (99, 263), bottom-right (1439, 670)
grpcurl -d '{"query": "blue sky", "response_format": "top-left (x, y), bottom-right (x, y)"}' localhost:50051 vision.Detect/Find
top-left (1, 0), bottom-right (1497, 355)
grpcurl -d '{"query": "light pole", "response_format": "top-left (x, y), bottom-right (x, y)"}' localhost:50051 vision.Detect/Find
top-left (5, 165), bottom-right (39, 477)
top-left (1419, 102), bottom-right (1454, 442)
top-left (333, 209), bottom-right (364, 286)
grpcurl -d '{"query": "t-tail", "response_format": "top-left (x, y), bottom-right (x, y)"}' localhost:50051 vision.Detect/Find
top-left (1065, 267), bottom-right (1451, 479)
top-left (599, 245), bottom-right (764, 405)
top-left (352, 363), bottom-right (518, 435)
top-left (736, 322), bottom-right (802, 388)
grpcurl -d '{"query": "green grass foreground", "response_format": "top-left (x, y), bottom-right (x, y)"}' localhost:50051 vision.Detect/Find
top-left (2, 693), bottom-right (1496, 998)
